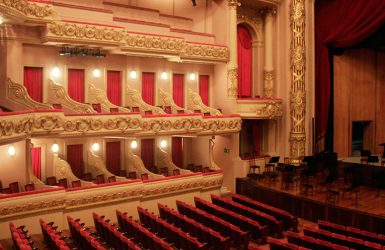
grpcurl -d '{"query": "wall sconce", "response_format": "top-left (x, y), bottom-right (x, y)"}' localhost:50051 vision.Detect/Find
top-left (92, 69), bottom-right (101, 78)
top-left (8, 145), bottom-right (16, 156)
top-left (51, 143), bottom-right (59, 153)
top-left (189, 73), bottom-right (196, 81)
top-left (161, 71), bottom-right (168, 80)
top-left (91, 142), bottom-right (100, 152)
top-left (131, 140), bottom-right (138, 149)
top-left (0, 16), bottom-right (3, 25)
top-left (130, 70), bottom-right (137, 79)
top-left (51, 67), bottom-right (60, 78)
top-left (160, 140), bottom-right (167, 149)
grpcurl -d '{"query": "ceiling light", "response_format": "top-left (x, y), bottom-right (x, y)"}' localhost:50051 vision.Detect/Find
top-left (189, 73), bottom-right (196, 81)
top-left (161, 71), bottom-right (168, 80)
top-left (130, 70), bottom-right (137, 79)
top-left (91, 142), bottom-right (100, 152)
top-left (93, 69), bottom-right (101, 78)
top-left (160, 140), bottom-right (167, 149)
top-left (51, 143), bottom-right (59, 153)
top-left (8, 145), bottom-right (16, 156)
top-left (51, 67), bottom-right (60, 78)
top-left (131, 140), bottom-right (138, 149)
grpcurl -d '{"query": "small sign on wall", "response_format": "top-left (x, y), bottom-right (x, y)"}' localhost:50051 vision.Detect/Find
top-left (224, 148), bottom-right (229, 153)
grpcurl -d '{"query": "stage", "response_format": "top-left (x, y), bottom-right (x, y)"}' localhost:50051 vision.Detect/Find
top-left (236, 177), bottom-right (385, 234)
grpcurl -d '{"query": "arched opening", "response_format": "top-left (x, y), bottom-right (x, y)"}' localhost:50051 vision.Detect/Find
top-left (237, 24), bottom-right (253, 98)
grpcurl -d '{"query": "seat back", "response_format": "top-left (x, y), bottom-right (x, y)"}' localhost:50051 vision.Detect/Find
top-left (128, 171), bottom-right (137, 179)
top-left (118, 169), bottom-right (127, 177)
top-left (52, 104), bottom-right (62, 109)
top-left (164, 106), bottom-right (172, 114)
top-left (131, 107), bottom-right (140, 112)
top-left (108, 176), bottom-right (116, 183)
top-left (46, 176), bottom-right (57, 186)
top-left (58, 178), bottom-right (68, 188)
top-left (9, 182), bottom-right (19, 193)
top-left (82, 173), bottom-right (92, 181)
top-left (71, 180), bottom-right (81, 188)
top-left (173, 169), bottom-right (180, 176)
top-left (24, 183), bottom-right (35, 192)
top-left (141, 173), bottom-right (149, 180)
top-left (92, 103), bottom-right (102, 113)
top-left (177, 110), bottom-right (185, 114)
top-left (110, 107), bottom-right (118, 113)
top-left (96, 174), bottom-right (105, 184)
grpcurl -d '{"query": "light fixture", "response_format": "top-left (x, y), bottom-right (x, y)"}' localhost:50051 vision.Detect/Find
top-left (7, 145), bottom-right (16, 156)
top-left (51, 143), bottom-right (59, 153)
top-left (161, 71), bottom-right (168, 80)
top-left (91, 142), bottom-right (100, 152)
top-left (131, 140), bottom-right (138, 149)
top-left (160, 140), bottom-right (167, 149)
top-left (58, 47), bottom-right (106, 58)
top-left (51, 67), bottom-right (60, 78)
top-left (130, 70), bottom-right (137, 79)
top-left (189, 73), bottom-right (196, 81)
top-left (0, 16), bottom-right (3, 25)
top-left (92, 69), bottom-right (101, 78)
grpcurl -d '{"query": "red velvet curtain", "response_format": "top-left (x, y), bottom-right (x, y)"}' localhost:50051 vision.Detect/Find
top-left (172, 137), bottom-right (183, 167)
top-left (107, 71), bottom-right (122, 106)
top-left (24, 67), bottom-right (43, 103)
top-left (315, 0), bottom-right (385, 150)
top-left (67, 144), bottom-right (84, 178)
top-left (141, 139), bottom-right (154, 169)
top-left (142, 72), bottom-right (155, 105)
top-left (31, 147), bottom-right (42, 180)
top-left (199, 75), bottom-right (209, 106)
top-left (173, 74), bottom-right (185, 108)
top-left (68, 69), bottom-right (85, 103)
top-left (106, 141), bottom-right (120, 175)
top-left (237, 24), bottom-right (252, 98)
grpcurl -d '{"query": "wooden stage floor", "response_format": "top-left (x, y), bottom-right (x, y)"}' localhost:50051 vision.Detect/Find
top-left (238, 175), bottom-right (385, 218)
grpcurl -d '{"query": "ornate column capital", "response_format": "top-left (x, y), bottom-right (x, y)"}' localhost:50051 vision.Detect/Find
top-left (228, 0), bottom-right (241, 8)
top-left (259, 7), bottom-right (277, 16)
top-left (263, 70), bottom-right (274, 98)
top-left (227, 68), bottom-right (238, 98)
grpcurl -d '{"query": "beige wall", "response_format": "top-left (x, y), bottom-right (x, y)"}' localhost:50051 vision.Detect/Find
top-left (0, 140), bottom-right (27, 187)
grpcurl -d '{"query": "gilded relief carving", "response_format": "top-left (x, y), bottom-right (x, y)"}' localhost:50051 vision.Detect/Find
top-left (158, 88), bottom-right (191, 114)
top-left (89, 84), bottom-right (130, 113)
top-left (263, 70), bottom-right (274, 98)
top-left (156, 147), bottom-right (191, 174)
top-left (0, 0), bottom-right (52, 18)
top-left (289, 0), bottom-right (306, 158)
top-left (187, 88), bottom-right (222, 115)
top-left (126, 87), bottom-right (165, 114)
top-left (227, 68), bottom-right (238, 98)
top-left (182, 43), bottom-right (228, 61)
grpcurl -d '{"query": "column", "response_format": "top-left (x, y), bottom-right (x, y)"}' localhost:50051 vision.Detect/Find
top-left (262, 8), bottom-right (276, 98)
top-left (289, 0), bottom-right (306, 159)
top-left (227, 0), bottom-right (239, 98)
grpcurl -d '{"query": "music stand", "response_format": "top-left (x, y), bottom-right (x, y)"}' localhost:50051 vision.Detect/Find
top-left (361, 150), bottom-right (371, 157)
top-left (269, 156), bottom-right (280, 164)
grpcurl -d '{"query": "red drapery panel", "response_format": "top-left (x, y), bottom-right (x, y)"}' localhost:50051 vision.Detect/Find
top-left (173, 74), bottom-right (185, 108)
top-left (67, 144), bottom-right (84, 178)
top-left (31, 147), bottom-right (42, 180)
top-left (172, 137), bottom-right (183, 167)
top-left (199, 75), bottom-right (209, 106)
top-left (24, 67), bottom-right (43, 103)
top-left (107, 71), bottom-right (122, 106)
top-left (68, 69), bottom-right (85, 103)
top-left (142, 72), bottom-right (155, 105)
top-left (141, 139), bottom-right (154, 169)
top-left (237, 24), bottom-right (252, 98)
top-left (315, 0), bottom-right (385, 150)
top-left (106, 141), bottom-right (121, 175)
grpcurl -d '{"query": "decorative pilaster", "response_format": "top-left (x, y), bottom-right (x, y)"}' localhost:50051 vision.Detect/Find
top-left (227, 0), bottom-right (240, 98)
top-left (289, 0), bottom-right (306, 158)
top-left (262, 8), bottom-right (276, 98)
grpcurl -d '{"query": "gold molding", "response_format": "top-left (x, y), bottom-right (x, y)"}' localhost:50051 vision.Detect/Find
top-left (0, 0), bottom-right (52, 19)
top-left (263, 70), bottom-right (274, 98)
top-left (227, 68), bottom-right (238, 98)
top-left (187, 88), bottom-right (221, 115)
top-left (289, 0), bottom-right (306, 158)
top-left (6, 78), bottom-right (53, 110)
top-left (181, 43), bottom-right (229, 62)
top-left (228, 0), bottom-right (240, 8)
top-left (124, 32), bottom-right (183, 54)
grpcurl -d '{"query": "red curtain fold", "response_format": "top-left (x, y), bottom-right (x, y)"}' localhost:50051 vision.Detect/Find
top-left (172, 137), bottom-right (183, 167)
top-left (68, 69), bottom-right (85, 103)
top-left (199, 75), bottom-right (209, 106)
top-left (67, 144), bottom-right (84, 178)
top-left (107, 71), bottom-right (122, 106)
top-left (237, 24), bottom-right (252, 98)
top-left (31, 147), bottom-right (42, 180)
top-left (106, 141), bottom-right (121, 175)
top-left (24, 67), bottom-right (43, 103)
top-left (315, 0), bottom-right (385, 150)
top-left (173, 74), bottom-right (185, 108)
top-left (142, 72), bottom-right (155, 105)
top-left (141, 139), bottom-right (154, 169)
